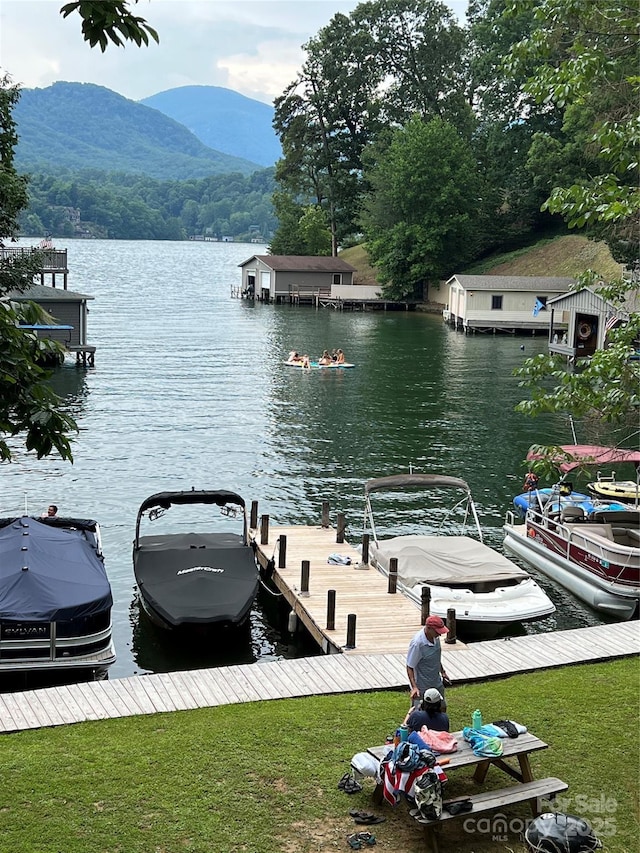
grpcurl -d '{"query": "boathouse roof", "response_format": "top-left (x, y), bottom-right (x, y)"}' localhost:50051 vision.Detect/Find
top-left (6, 283), bottom-right (94, 301)
top-left (239, 255), bottom-right (356, 273)
top-left (448, 275), bottom-right (575, 292)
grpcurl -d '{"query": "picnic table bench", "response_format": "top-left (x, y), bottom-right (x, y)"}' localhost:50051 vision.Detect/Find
top-left (367, 730), bottom-right (568, 852)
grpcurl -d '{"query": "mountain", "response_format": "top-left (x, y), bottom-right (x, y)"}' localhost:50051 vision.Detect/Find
top-left (14, 82), bottom-right (261, 180)
top-left (140, 86), bottom-right (281, 168)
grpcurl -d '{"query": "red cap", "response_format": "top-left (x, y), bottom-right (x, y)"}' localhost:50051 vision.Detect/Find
top-left (426, 615), bottom-right (449, 635)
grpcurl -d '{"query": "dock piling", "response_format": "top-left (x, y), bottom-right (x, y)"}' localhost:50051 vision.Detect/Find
top-left (278, 535), bottom-right (287, 568)
top-left (250, 501), bottom-right (258, 530)
top-left (336, 513), bottom-right (346, 543)
top-left (327, 590), bottom-right (336, 630)
top-left (345, 614), bottom-right (357, 649)
top-left (260, 515), bottom-right (269, 545)
top-left (445, 608), bottom-right (457, 643)
top-left (300, 560), bottom-right (310, 595)
top-left (388, 557), bottom-right (398, 594)
top-left (361, 533), bottom-right (369, 564)
top-left (421, 586), bottom-right (431, 623)
top-left (321, 501), bottom-right (330, 528)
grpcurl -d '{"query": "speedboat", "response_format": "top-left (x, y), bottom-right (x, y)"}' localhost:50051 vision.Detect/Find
top-left (362, 474), bottom-right (555, 637)
top-left (504, 446), bottom-right (640, 620)
top-left (133, 489), bottom-right (259, 631)
top-left (0, 515), bottom-right (116, 675)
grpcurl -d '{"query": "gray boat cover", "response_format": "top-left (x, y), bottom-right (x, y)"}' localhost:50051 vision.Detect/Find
top-left (0, 516), bottom-right (112, 621)
top-left (371, 535), bottom-right (528, 587)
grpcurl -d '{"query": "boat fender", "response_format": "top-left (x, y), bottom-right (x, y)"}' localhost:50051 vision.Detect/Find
top-left (528, 528), bottom-right (536, 538)
top-left (263, 557), bottom-right (275, 581)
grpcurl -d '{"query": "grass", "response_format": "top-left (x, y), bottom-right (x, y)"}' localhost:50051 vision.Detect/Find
top-left (339, 235), bottom-right (623, 286)
top-left (0, 658), bottom-right (637, 852)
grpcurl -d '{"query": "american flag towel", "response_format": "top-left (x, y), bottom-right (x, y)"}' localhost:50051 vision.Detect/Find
top-left (380, 761), bottom-right (447, 806)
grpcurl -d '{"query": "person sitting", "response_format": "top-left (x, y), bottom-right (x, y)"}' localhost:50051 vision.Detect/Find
top-left (301, 354), bottom-right (311, 369)
top-left (336, 349), bottom-right (346, 364)
top-left (287, 350), bottom-right (299, 362)
top-left (523, 471), bottom-right (540, 492)
top-left (42, 504), bottom-right (58, 519)
top-left (318, 349), bottom-right (332, 365)
top-left (405, 688), bottom-right (450, 733)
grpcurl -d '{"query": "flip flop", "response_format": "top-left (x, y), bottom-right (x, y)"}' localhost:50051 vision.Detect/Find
top-left (338, 773), bottom-right (352, 790)
top-left (343, 778), bottom-right (363, 794)
top-left (347, 834), bottom-right (362, 850)
top-left (354, 815), bottom-right (385, 825)
top-left (355, 832), bottom-right (377, 846)
top-left (444, 799), bottom-right (473, 815)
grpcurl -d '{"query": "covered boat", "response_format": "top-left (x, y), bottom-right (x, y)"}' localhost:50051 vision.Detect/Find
top-left (504, 446), bottom-right (640, 620)
top-left (133, 489), bottom-right (259, 631)
top-left (0, 515), bottom-right (116, 675)
top-left (363, 474), bottom-right (555, 636)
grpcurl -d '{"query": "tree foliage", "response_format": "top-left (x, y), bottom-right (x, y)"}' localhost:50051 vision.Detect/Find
top-left (60, 1), bottom-right (158, 51)
top-left (507, 0), bottom-right (640, 431)
top-left (361, 117), bottom-right (483, 298)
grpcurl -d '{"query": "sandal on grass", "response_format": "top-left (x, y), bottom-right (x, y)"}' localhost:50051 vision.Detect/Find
top-left (356, 832), bottom-right (377, 846)
top-left (347, 834), bottom-right (362, 850)
top-left (338, 773), bottom-right (352, 790)
top-left (343, 778), bottom-right (363, 794)
top-left (354, 815), bottom-right (385, 825)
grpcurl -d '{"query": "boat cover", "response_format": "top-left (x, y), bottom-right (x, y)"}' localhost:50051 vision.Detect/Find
top-left (371, 535), bottom-right (528, 587)
top-left (0, 516), bottom-right (112, 621)
top-left (134, 531), bottom-right (259, 626)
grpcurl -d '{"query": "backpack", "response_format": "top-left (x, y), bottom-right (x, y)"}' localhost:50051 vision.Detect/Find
top-left (414, 770), bottom-right (443, 821)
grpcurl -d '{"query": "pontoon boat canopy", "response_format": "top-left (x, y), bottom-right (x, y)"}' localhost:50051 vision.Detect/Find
top-left (527, 445), bottom-right (640, 474)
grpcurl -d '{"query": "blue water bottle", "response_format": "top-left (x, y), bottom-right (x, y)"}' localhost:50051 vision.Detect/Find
top-left (472, 709), bottom-right (483, 730)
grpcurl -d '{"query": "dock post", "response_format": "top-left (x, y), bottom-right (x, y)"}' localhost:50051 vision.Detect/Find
top-left (300, 560), bottom-right (310, 595)
top-left (421, 586), bottom-right (431, 623)
top-left (345, 613), bottom-right (356, 649)
top-left (388, 557), bottom-right (398, 594)
top-left (361, 533), bottom-right (369, 564)
top-left (278, 535), bottom-right (287, 568)
top-left (445, 608), bottom-right (457, 643)
top-left (250, 501), bottom-right (258, 529)
top-left (260, 515), bottom-right (269, 546)
top-left (336, 513), bottom-right (346, 543)
top-left (327, 590), bottom-right (336, 630)
top-left (321, 501), bottom-right (330, 528)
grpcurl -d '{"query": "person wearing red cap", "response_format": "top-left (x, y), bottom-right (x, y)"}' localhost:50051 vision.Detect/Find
top-left (406, 615), bottom-right (451, 710)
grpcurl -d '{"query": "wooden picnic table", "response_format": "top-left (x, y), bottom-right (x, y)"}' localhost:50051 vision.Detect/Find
top-left (367, 730), bottom-right (568, 852)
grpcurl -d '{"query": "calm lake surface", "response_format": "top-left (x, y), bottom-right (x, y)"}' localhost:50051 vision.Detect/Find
top-left (4, 238), bottom-right (608, 682)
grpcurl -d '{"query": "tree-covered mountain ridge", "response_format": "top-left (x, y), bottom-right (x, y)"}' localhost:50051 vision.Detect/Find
top-left (14, 82), bottom-right (267, 180)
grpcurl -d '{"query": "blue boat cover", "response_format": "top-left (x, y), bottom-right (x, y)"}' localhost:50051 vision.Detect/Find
top-left (0, 517), bottom-right (113, 622)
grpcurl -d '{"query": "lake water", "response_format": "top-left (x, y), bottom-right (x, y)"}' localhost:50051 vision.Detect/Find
top-left (4, 239), bottom-right (608, 682)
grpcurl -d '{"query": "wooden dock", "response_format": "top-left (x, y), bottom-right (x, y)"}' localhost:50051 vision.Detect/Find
top-left (252, 521), bottom-right (453, 655)
top-left (0, 622), bottom-right (637, 734)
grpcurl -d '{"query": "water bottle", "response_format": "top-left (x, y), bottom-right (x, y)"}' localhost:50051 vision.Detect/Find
top-left (399, 724), bottom-right (409, 742)
top-left (472, 709), bottom-right (483, 730)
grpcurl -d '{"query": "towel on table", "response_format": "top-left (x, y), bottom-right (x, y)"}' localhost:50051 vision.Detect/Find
top-left (380, 759), bottom-right (447, 806)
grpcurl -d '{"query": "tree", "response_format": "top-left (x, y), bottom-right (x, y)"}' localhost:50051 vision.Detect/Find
top-left (506, 0), bottom-right (640, 432)
top-left (0, 2), bottom-right (159, 461)
top-left (361, 117), bottom-right (483, 299)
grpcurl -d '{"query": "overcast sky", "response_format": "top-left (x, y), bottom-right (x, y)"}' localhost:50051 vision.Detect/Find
top-left (1, 0), bottom-right (468, 105)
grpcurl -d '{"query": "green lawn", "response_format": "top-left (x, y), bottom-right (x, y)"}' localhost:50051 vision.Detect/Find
top-left (1, 657), bottom-right (637, 852)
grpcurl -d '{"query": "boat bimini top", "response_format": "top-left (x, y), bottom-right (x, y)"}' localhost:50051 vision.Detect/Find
top-left (364, 473), bottom-right (484, 547)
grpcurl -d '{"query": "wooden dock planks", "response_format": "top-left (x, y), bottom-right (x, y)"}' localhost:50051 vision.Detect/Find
top-left (0, 622), bottom-right (636, 734)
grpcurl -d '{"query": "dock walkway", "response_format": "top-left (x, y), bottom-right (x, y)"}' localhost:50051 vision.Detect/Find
top-left (0, 622), bottom-right (637, 734)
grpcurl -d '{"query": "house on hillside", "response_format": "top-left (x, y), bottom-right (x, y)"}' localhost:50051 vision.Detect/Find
top-left (444, 275), bottom-right (575, 334)
top-left (546, 287), bottom-right (638, 359)
top-left (9, 283), bottom-right (96, 365)
top-left (239, 255), bottom-right (356, 303)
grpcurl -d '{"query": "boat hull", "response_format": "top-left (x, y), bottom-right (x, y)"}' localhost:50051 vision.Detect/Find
top-left (503, 519), bottom-right (639, 620)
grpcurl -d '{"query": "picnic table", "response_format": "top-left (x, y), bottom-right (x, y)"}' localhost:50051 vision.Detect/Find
top-left (367, 730), bottom-right (568, 852)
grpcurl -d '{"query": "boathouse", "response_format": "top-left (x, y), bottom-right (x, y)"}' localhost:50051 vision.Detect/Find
top-left (444, 275), bottom-right (575, 334)
top-left (9, 283), bottom-right (96, 365)
top-left (546, 286), bottom-right (638, 359)
top-left (239, 255), bottom-right (356, 304)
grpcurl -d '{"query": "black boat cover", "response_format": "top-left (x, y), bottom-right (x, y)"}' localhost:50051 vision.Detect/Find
top-left (134, 531), bottom-right (259, 627)
top-left (0, 517), bottom-right (113, 622)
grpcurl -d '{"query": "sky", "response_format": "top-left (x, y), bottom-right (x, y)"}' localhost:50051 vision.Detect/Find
top-left (1, 0), bottom-right (468, 106)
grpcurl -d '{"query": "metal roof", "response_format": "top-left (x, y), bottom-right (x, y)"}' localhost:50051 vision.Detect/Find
top-left (6, 284), bottom-right (94, 301)
top-left (238, 255), bottom-right (356, 272)
top-left (448, 275), bottom-right (575, 292)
